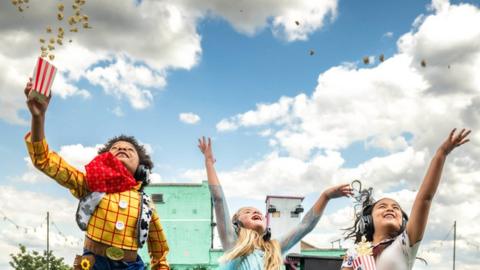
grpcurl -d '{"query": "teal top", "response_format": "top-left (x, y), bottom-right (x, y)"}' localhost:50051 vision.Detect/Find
top-left (221, 249), bottom-right (265, 270)
top-left (209, 185), bottom-right (322, 270)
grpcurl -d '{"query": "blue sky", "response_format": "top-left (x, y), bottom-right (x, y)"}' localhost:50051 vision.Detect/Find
top-left (1, 0), bottom-right (480, 268)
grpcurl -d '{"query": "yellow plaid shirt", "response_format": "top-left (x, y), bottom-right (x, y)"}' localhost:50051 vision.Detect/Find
top-left (25, 133), bottom-right (169, 270)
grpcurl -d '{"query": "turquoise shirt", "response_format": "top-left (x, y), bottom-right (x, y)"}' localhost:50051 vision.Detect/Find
top-left (221, 250), bottom-right (265, 270)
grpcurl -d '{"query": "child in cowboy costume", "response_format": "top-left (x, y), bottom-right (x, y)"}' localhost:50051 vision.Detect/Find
top-left (23, 78), bottom-right (170, 270)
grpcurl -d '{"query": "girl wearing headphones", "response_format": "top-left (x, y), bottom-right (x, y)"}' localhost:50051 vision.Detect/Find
top-left (341, 129), bottom-right (471, 270)
top-left (198, 137), bottom-right (353, 270)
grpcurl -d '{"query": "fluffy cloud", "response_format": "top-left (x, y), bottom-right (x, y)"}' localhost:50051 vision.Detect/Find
top-left (0, 0), bottom-right (200, 124)
top-left (172, 0), bottom-right (338, 41)
top-left (179, 112), bottom-right (201, 124)
top-left (216, 2), bottom-right (480, 159)
top-left (0, 186), bottom-right (82, 268)
top-left (1, 0), bottom-right (338, 125)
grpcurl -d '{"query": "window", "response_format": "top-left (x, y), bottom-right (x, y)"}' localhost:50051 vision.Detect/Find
top-left (152, 194), bottom-right (164, 203)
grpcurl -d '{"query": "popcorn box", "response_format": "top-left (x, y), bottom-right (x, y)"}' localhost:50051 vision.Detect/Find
top-left (353, 255), bottom-right (376, 270)
top-left (31, 57), bottom-right (57, 98)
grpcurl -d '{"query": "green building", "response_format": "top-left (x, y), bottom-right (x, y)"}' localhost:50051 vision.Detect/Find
top-left (139, 181), bottom-right (345, 270)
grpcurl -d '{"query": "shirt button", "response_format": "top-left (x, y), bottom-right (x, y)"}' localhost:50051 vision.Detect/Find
top-left (115, 221), bottom-right (125, 231)
top-left (119, 200), bottom-right (128, 209)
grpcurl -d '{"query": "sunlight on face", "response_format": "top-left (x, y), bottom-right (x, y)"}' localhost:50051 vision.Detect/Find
top-left (372, 198), bottom-right (404, 235)
top-left (109, 141), bottom-right (140, 175)
top-left (237, 207), bottom-right (267, 233)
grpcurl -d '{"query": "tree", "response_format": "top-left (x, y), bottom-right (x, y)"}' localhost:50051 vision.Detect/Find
top-left (9, 244), bottom-right (72, 270)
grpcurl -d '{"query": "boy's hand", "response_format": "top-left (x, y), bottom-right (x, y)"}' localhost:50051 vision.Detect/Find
top-left (198, 137), bottom-right (216, 164)
top-left (25, 77), bottom-right (51, 118)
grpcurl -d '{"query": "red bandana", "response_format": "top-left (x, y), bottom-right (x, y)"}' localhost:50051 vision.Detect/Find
top-left (85, 152), bottom-right (138, 193)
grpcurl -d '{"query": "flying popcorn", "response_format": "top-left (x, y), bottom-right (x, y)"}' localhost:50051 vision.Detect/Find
top-left (57, 12), bottom-right (64, 21)
top-left (68, 16), bottom-right (77, 25)
top-left (363, 56), bottom-right (370, 65)
top-left (379, 54), bottom-right (385, 62)
top-left (48, 44), bottom-right (55, 50)
top-left (46, 26), bottom-right (52, 33)
top-left (39, 38), bottom-right (45, 43)
top-left (57, 3), bottom-right (64, 11)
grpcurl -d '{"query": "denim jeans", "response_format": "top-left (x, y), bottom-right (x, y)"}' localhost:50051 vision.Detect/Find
top-left (83, 249), bottom-right (145, 270)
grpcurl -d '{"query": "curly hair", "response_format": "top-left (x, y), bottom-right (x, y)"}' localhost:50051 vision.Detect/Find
top-left (97, 135), bottom-right (154, 170)
top-left (344, 188), bottom-right (408, 243)
top-left (344, 188), bottom-right (376, 243)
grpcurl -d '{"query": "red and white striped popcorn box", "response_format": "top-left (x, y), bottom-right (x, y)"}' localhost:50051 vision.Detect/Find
top-left (31, 57), bottom-right (57, 98)
top-left (353, 255), bottom-right (376, 270)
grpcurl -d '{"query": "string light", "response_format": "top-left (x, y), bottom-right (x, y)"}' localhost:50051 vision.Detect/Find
top-left (0, 210), bottom-right (83, 247)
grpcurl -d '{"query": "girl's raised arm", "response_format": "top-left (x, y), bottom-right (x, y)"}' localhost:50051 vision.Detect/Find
top-left (407, 128), bottom-right (470, 245)
top-left (198, 137), bottom-right (236, 250)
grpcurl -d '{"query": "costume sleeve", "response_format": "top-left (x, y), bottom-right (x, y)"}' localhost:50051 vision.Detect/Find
top-left (401, 230), bottom-right (421, 268)
top-left (25, 132), bottom-right (88, 198)
top-left (209, 184), bottom-right (236, 251)
top-left (341, 247), bottom-right (356, 268)
top-left (278, 207), bottom-right (322, 254)
top-left (147, 209), bottom-right (170, 270)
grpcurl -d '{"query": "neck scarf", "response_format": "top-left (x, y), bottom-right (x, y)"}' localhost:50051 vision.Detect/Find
top-left (85, 152), bottom-right (138, 193)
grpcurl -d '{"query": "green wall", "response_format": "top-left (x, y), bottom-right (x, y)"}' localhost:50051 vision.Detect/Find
top-left (139, 181), bottom-right (216, 269)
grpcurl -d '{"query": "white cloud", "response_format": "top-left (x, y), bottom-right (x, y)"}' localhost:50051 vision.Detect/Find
top-left (173, 0), bottom-right (338, 41)
top-left (0, 186), bottom-right (83, 268)
top-left (216, 96), bottom-right (297, 132)
top-left (259, 129), bottom-right (273, 137)
top-left (179, 112), bottom-right (201, 124)
top-left (84, 55), bottom-right (167, 109)
top-left (150, 172), bottom-right (163, 184)
top-left (1, 0), bottom-right (338, 125)
top-left (383, 31), bottom-right (394, 38)
top-left (0, 0), bottom-right (201, 124)
top-left (111, 106), bottom-right (124, 117)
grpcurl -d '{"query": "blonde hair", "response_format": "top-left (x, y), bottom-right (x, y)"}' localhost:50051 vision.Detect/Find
top-left (219, 208), bottom-right (283, 270)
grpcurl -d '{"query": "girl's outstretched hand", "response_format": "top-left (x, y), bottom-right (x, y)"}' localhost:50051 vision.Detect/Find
top-left (198, 136), bottom-right (216, 164)
top-left (438, 128), bottom-right (471, 156)
top-left (324, 183), bottom-right (353, 199)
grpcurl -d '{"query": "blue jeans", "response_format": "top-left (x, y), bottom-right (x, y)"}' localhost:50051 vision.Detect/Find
top-left (83, 250), bottom-right (145, 270)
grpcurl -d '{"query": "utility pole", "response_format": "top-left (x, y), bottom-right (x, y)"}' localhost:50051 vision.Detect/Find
top-left (453, 220), bottom-right (456, 270)
top-left (47, 212), bottom-right (50, 270)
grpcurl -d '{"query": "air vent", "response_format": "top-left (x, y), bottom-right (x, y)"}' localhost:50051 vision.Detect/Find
top-left (151, 193), bottom-right (164, 203)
